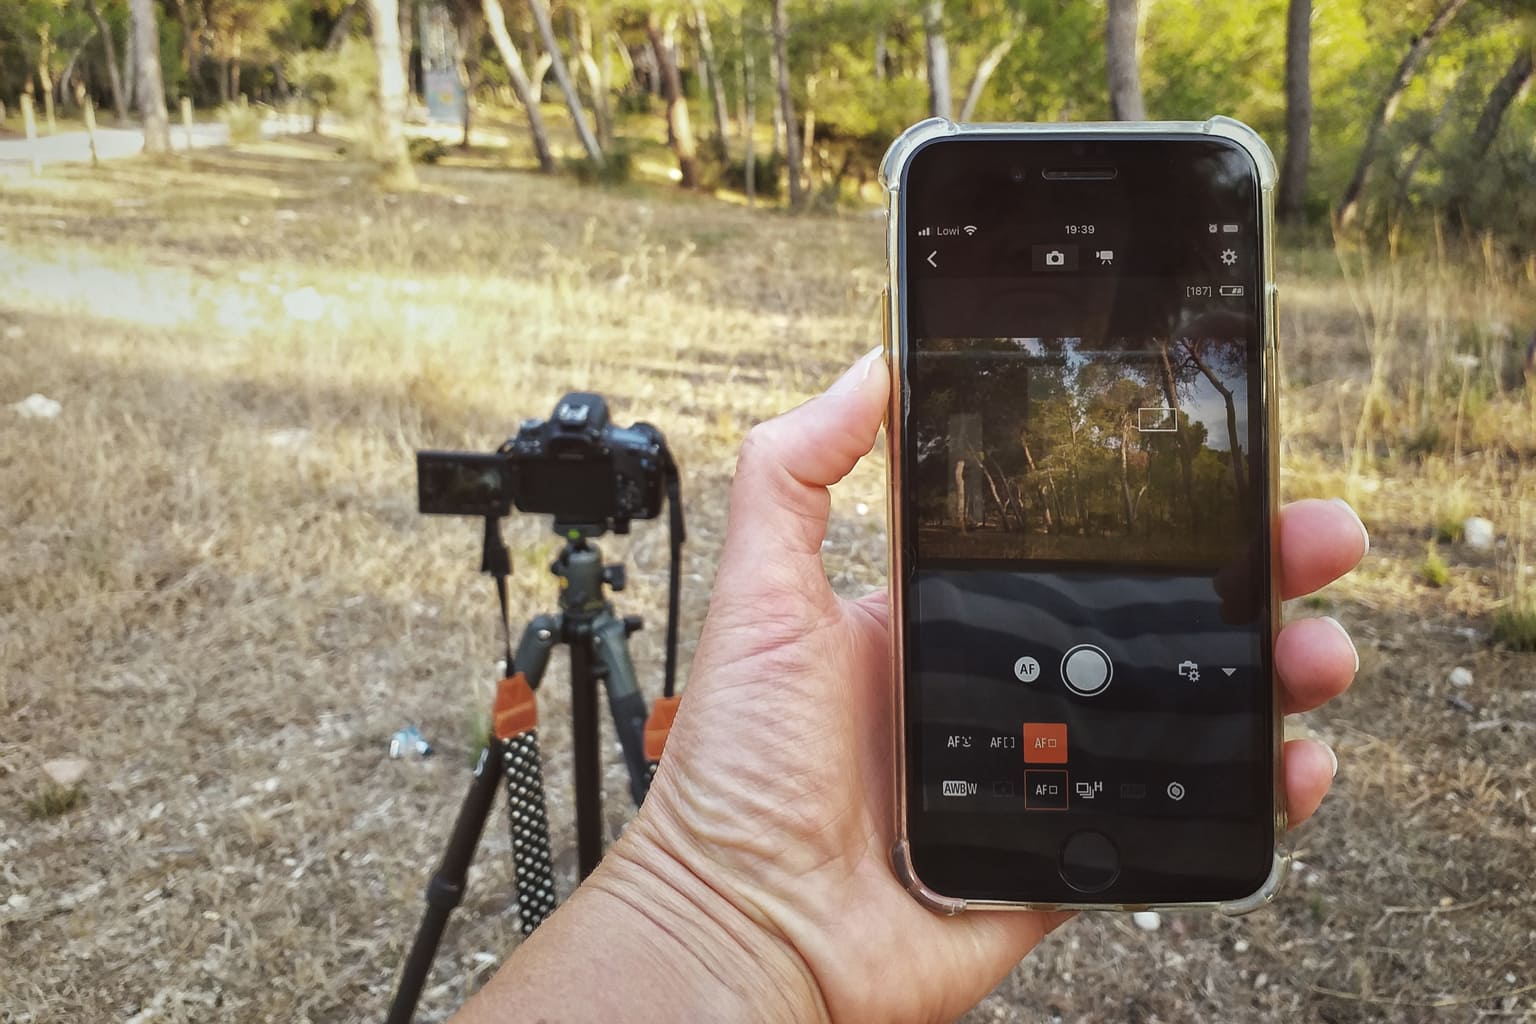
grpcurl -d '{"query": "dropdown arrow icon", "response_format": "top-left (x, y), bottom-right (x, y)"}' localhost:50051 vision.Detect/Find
top-left (1221, 667), bottom-right (1236, 677)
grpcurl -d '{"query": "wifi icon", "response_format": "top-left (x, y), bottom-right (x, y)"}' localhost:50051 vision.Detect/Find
top-left (963, 225), bottom-right (978, 236)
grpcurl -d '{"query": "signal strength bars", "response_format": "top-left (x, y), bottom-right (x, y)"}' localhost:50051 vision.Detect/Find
top-left (917, 226), bottom-right (933, 237)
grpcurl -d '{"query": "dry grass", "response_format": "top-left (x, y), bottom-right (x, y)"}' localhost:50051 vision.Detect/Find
top-left (1, 139), bottom-right (1533, 1024)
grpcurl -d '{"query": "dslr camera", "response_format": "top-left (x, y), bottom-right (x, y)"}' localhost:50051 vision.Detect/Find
top-left (416, 393), bottom-right (668, 535)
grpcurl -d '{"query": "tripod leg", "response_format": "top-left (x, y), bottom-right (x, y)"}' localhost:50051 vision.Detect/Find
top-left (592, 611), bottom-right (653, 808)
top-left (386, 747), bottom-right (502, 1024)
top-left (567, 637), bottom-right (605, 879)
top-left (498, 619), bottom-right (560, 936)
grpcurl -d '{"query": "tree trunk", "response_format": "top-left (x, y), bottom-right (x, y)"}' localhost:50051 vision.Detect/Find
top-left (1468, 48), bottom-right (1533, 161)
top-left (364, 0), bottom-right (417, 188)
top-left (922, 0), bottom-right (952, 119)
top-left (327, 2), bottom-right (360, 50)
top-left (1118, 416), bottom-right (1136, 531)
top-left (456, 4), bottom-right (479, 147)
top-left (692, 0), bottom-right (730, 147)
top-left (129, 0), bottom-right (171, 154)
top-left (481, 0), bottom-right (555, 173)
top-left (1277, 0), bottom-right (1312, 223)
top-left (171, 0), bottom-right (191, 96)
top-left (1335, 0), bottom-right (1470, 226)
top-left (874, 27), bottom-right (887, 81)
top-left (527, 0), bottom-right (602, 166)
top-left (647, 13), bottom-right (700, 188)
top-left (231, 34), bottom-right (242, 100)
top-left (958, 30), bottom-right (1018, 122)
top-left (37, 25), bottom-right (58, 135)
top-left (529, 51), bottom-right (551, 102)
top-left (83, 0), bottom-right (129, 124)
top-left (1183, 340), bottom-right (1247, 510)
top-left (1157, 340), bottom-right (1198, 528)
top-left (123, 20), bottom-right (136, 110)
top-left (399, 0), bottom-right (415, 99)
top-left (767, 14), bottom-right (784, 156)
top-left (573, 9), bottom-right (612, 149)
top-left (771, 0), bottom-right (803, 208)
top-left (1105, 0), bottom-right (1145, 120)
top-left (742, 15), bottom-right (756, 206)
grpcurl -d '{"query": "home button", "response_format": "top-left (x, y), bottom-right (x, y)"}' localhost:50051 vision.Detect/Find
top-left (1058, 830), bottom-right (1120, 893)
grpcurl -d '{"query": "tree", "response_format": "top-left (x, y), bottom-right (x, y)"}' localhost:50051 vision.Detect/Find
top-left (771, 0), bottom-right (803, 208)
top-left (480, 0), bottom-right (554, 172)
top-left (958, 27), bottom-right (1019, 122)
top-left (1466, 46), bottom-right (1533, 162)
top-left (648, 11), bottom-right (701, 187)
top-left (1277, 0), bottom-right (1311, 223)
top-left (1335, 0), bottom-right (1471, 226)
top-left (527, 0), bottom-right (603, 167)
top-left (81, 0), bottom-right (128, 124)
top-left (922, 0), bottom-right (951, 119)
top-left (364, 0), bottom-right (417, 187)
top-left (128, 0), bottom-right (170, 154)
top-left (1105, 0), bottom-right (1145, 120)
top-left (692, 0), bottom-right (730, 148)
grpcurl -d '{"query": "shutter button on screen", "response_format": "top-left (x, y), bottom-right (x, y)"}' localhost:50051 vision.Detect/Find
top-left (1060, 644), bottom-right (1113, 696)
top-left (1059, 830), bottom-right (1120, 893)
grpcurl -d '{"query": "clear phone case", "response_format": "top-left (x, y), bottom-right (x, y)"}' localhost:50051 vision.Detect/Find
top-left (880, 116), bottom-right (1287, 917)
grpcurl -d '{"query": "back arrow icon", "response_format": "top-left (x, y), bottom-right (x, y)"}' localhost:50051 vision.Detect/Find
top-left (926, 250), bottom-right (938, 268)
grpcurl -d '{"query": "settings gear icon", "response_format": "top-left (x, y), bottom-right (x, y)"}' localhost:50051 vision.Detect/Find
top-left (1220, 248), bottom-right (1238, 266)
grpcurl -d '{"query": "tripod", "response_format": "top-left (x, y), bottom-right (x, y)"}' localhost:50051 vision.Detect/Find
top-left (385, 521), bottom-right (683, 1024)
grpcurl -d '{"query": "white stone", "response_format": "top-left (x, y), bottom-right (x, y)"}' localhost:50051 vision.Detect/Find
top-left (282, 286), bottom-right (326, 322)
top-left (1448, 666), bottom-right (1474, 688)
top-left (3, 324), bottom-right (22, 340)
top-left (1133, 911), bottom-right (1161, 931)
top-left (42, 758), bottom-right (89, 788)
top-left (6, 893), bottom-right (31, 911)
top-left (1233, 939), bottom-right (1250, 953)
top-left (855, 502), bottom-right (870, 516)
top-left (265, 428), bottom-right (312, 449)
top-left (1464, 517), bottom-right (1495, 550)
top-left (11, 393), bottom-right (61, 419)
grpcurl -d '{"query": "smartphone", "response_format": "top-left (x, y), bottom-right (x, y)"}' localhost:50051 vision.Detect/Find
top-left (881, 117), bottom-right (1282, 912)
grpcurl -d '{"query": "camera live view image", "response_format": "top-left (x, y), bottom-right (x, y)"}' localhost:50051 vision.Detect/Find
top-left (3, 0), bottom-right (1534, 1020)
top-left (912, 336), bottom-right (1252, 566)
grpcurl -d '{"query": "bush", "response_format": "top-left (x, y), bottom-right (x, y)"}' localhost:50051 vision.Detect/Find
top-left (565, 147), bottom-right (633, 186)
top-left (284, 40), bottom-right (377, 133)
top-left (1492, 604), bottom-right (1536, 651)
top-left (409, 137), bottom-right (448, 164)
top-left (1421, 543), bottom-right (1450, 587)
top-left (222, 101), bottom-right (264, 144)
top-left (718, 151), bottom-right (782, 199)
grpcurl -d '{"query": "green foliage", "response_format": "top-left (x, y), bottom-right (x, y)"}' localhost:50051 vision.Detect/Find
top-left (222, 101), bottom-right (264, 144)
top-left (718, 150), bottom-right (784, 199)
top-left (1492, 603), bottom-right (1536, 650)
top-left (25, 783), bottom-right (84, 820)
top-left (566, 147), bottom-right (634, 186)
top-left (1422, 542), bottom-right (1451, 587)
top-left (409, 137), bottom-right (448, 164)
top-left (284, 39), bottom-right (376, 124)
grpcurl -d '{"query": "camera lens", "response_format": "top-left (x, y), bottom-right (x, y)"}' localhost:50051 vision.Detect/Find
top-left (1009, 166), bottom-right (1026, 184)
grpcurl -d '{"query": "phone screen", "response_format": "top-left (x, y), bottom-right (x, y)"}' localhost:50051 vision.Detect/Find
top-left (897, 135), bottom-right (1275, 904)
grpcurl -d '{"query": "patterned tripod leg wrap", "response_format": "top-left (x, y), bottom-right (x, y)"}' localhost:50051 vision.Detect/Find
top-left (641, 695), bottom-right (681, 796)
top-left (501, 733), bottom-right (557, 935)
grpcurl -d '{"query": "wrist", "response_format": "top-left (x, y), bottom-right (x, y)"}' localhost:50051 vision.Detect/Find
top-left (588, 816), bottom-right (830, 1023)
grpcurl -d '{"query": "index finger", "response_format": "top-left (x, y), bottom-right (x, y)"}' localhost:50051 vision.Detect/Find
top-left (1280, 498), bottom-right (1369, 600)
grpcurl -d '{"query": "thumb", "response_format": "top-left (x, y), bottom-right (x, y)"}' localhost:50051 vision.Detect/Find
top-left (715, 346), bottom-right (888, 608)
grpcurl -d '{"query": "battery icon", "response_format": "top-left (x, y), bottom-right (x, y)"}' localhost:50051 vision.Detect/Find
top-left (1219, 285), bottom-right (1245, 297)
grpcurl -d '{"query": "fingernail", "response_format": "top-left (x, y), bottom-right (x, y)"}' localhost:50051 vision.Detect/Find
top-left (1329, 498), bottom-right (1370, 557)
top-left (827, 345), bottom-right (884, 396)
top-left (1324, 743), bottom-right (1339, 778)
top-left (1319, 615), bottom-right (1360, 674)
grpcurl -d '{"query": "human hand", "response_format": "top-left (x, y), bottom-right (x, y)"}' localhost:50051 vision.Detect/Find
top-left (460, 348), bottom-right (1366, 1024)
